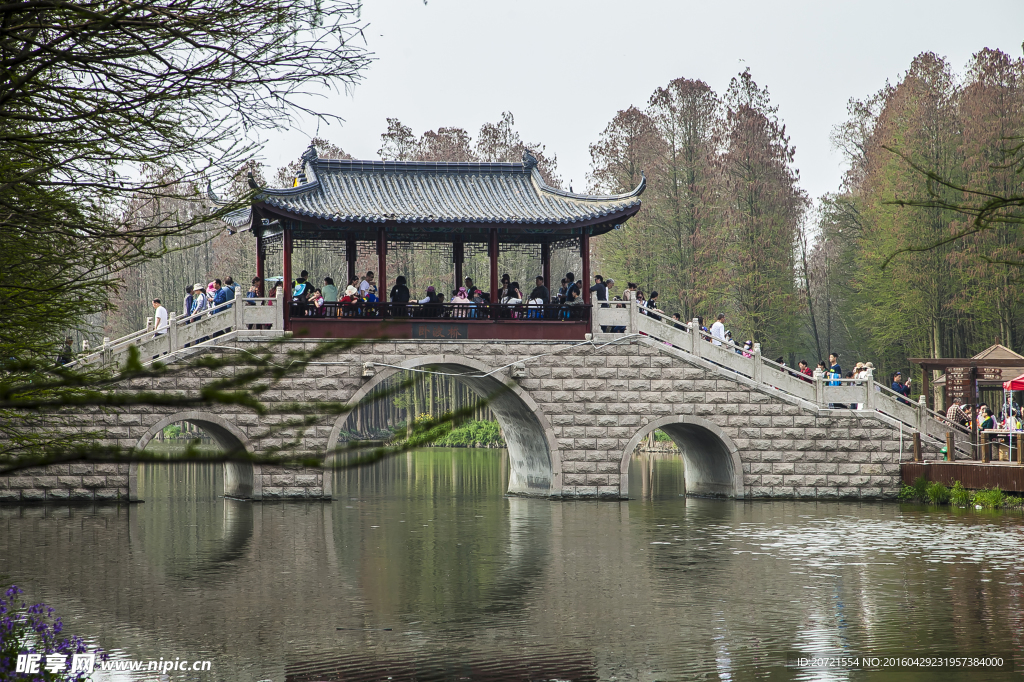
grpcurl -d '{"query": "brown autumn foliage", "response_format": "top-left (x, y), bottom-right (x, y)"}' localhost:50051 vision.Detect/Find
top-left (108, 49), bottom-right (1024, 397)
top-left (809, 48), bottom-right (1024, 403)
top-left (590, 70), bottom-right (807, 355)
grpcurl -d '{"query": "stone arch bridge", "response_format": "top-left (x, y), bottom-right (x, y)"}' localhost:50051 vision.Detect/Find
top-left (1, 308), bottom-right (966, 503)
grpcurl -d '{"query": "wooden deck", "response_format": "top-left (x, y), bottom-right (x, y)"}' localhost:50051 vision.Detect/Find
top-left (901, 461), bottom-right (1024, 492)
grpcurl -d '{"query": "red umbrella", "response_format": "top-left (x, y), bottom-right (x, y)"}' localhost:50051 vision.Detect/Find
top-left (1003, 375), bottom-right (1024, 463)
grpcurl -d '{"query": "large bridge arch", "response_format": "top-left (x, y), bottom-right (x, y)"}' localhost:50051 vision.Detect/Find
top-left (620, 415), bottom-right (744, 499)
top-left (327, 355), bottom-right (561, 496)
top-left (131, 411), bottom-right (261, 501)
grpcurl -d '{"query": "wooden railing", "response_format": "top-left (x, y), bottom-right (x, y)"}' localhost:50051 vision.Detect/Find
top-left (594, 300), bottom-right (973, 458)
top-left (290, 301), bottom-right (591, 322)
top-left (75, 289), bottom-right (284, 368)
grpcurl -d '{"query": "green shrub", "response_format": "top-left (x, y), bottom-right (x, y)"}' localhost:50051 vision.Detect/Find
top-left (911, 476), bottom-right (929, 500)
top-left (434, 420), bottom-right (505, 448)
top-left (926, 482), bottom-right (950, 504)
top-left (1004, 495), bottom-right (1024, 509)
top-left (973, 488), bottom-right (1005, 509)
top-left (653, 430), bottom-right (672, 442)
top-left (897, 484), bottom-right (919, 501)
top-left (950, 481), bottom-right (971, 507)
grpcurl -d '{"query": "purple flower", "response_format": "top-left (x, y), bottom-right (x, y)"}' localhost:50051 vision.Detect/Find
top-left (0, 585), bottom-right (105, 681)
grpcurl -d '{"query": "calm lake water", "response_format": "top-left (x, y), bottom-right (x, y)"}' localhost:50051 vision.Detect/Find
top-left (3, 448), bottom-right (1024, 681)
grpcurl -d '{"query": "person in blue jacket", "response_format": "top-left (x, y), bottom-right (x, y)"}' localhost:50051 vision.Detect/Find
top-left (891, 371), bottom-right (912, 404)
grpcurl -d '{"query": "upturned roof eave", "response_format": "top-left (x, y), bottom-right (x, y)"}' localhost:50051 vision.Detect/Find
top-left (252, 200), bottom-right (640, 234)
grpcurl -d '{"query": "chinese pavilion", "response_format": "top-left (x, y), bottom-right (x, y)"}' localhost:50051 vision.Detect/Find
top-left (227, 145), bottom-right (644, 340)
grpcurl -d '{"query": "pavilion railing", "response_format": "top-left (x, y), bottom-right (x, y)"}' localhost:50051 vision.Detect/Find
top-left (290, 301), bottom-right (592, 323)
top-left (74, 289), bottom-right (284, 368)
top-left (593, 299), bottom-right (974, 459)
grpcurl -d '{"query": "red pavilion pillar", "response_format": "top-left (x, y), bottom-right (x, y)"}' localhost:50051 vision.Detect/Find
top-left (454, 239), bottom-right (464, 292)
top-left (255, 233), bottom-right (265, 295)
top-left (282, 228), bottom-right (293, 329)
top-left (346, 237), bottom-right (356, 286)
top-left (377, 225), bottom-right (387, 307)
top-left (581, 229), bottom-right (591, 296)
top-left (489, 229), bottom-right (499, 312)
top-left (541, 242), bottom-right (551, 298)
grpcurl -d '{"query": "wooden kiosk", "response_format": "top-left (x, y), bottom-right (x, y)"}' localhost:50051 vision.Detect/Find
top-left (227, 147), bottom-right (644, 340)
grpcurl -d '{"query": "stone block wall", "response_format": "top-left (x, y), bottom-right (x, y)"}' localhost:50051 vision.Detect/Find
top-left (257, 466), bottom-right (328, 500)
top-left (3, 336), bottom-right (937, 503)
top-left (1, 463), bottom-right (129, 503)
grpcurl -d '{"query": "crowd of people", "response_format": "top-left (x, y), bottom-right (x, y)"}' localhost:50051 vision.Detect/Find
top-left (945, 396), bottom-right (1022, 435)
top-left (283, 269), bottom-right (597, 320)
top-left (160, 271), bottom-right (927, 408)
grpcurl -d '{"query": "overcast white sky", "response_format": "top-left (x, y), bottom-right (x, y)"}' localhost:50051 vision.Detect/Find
top-left (259, 0), bottom-right (1024, 202)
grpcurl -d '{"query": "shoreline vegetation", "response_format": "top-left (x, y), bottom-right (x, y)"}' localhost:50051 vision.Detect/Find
top-left (899, 477), bottom-right (1023, 510)
top-left (163, 421), bottom-right (684, 453)
top-left (337, 419), bottom-right (507, 450)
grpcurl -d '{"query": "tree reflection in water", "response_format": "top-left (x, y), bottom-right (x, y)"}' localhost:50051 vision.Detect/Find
top-left (628, 445), bottom-right (685, 501)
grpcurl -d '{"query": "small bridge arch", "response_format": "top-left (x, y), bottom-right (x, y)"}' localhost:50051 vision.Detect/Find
top-left (328, 355), bottom-right (561, 496)
top-left (620, 415), bottom-right (744, 499)
top-left (132, 411), bottom-right (261, 501)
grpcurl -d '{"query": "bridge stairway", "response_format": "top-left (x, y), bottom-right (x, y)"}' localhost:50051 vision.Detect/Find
top-left (592, 303), bottom-right (973, 461)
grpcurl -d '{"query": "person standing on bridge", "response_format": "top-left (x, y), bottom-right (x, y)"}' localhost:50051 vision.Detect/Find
top-left (891, 371), bottom-right (912, 405)
top-left (589, 275), bottom-right (608, 330)
top-left (646, 291), bottom-right (662, 321)
top-left (590, 275), bottom-right (608, 304)
top-left (152, 299), bottom-right (168, 337)
top-left (222, 276), bottom-right (237, 309)
top-left (151, 299), bottom-right (168, 358)
top-left (828, 353), bottom-right (842, 384)
top-left (183, 285), bottom-right (194, 325)
top-left (710, 313), bottom-right (726, 346)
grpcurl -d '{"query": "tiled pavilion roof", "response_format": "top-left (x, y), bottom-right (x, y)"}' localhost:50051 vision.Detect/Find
top-left (222, 147), bottom-right (644, 233)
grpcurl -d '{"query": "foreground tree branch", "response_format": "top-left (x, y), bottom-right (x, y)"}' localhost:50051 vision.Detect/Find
top-left (1, 338), bottom-right (505, 475)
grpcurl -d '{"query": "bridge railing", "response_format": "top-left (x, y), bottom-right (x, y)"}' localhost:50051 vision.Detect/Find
top-left (595, 300), bottom-right (972, 457)
top-left (292, 301), bottom-right (592, 322)
top-left (75, 289), bottom-right (284, 368)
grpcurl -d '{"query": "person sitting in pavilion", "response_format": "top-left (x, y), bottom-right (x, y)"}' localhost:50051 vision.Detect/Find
top-left (339, 285), bottom-right (359, 316)
top-left (527, 276), bottom-right (548, 319)
top-left (450, 286), bottom-right (472, 318)
top-left (562, 284), bottom-right (583, 320)
top-left (418, 286), bottom-right (443, 318)
top-left (390, 275), bottom-right (410, 317)
top-left (363, 279), bottom-right (379, 317)
top-left (501, 281), bottom-right (523, 318)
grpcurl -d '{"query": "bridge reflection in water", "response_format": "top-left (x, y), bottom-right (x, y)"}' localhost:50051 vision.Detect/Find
top-left (628, 448), bottom-right (685, 501)
top-left (4, 452), bottom-right (1024, 680)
